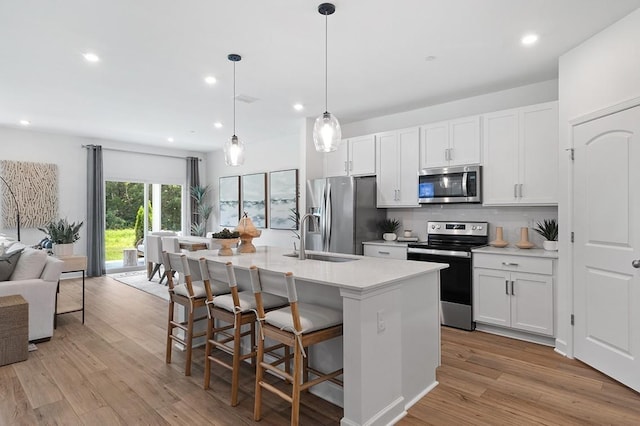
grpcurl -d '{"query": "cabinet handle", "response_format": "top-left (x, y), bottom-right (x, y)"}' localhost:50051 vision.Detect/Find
top-left (505, 280), bottom-right (509, 295)
top-left (344, 161), bottom-right (348, 172)
top-left (444, 149), bottom-right (449, 161)
top-left (378, 251), bottom-right (390, 255)
top-left (510, 281), bottom-right (515, 296)
top-left (518, 184), bottom-right (523, 198)
top-left (502, 262), bottom-right (519, 267)
top-left (349, 160), bottom-right (353, 171)
top-left (397, 189), bottom-right (400, 200)
top-left (514, 184), bottom-right (518, 198)
top-left (448, 148), bottom-right (453, 161)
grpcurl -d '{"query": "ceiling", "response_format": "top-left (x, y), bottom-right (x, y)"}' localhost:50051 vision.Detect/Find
top-left (1, 0), bottom-right (639, 152)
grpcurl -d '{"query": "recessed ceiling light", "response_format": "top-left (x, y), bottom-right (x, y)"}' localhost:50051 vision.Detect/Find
top-left (521, 33), bottom-right (539, 46)
top-left (19, 119), bottom-right (30, 126)
top-left (167, 137), bottom-right (174, 143)
top-left (293, 103), bottom-right (304, 111)
top-left (425, 56), bottom-right (437, 62)
top-left (214, 122), bottom-right (223, 129)
top-left (83, 52), bottom-right (100, 62)
top-left (204, 75), bottom-right (217, 85)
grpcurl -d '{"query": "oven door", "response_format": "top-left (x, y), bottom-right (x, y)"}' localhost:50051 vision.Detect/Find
top-left (407, 247), bottom-right (475, 330)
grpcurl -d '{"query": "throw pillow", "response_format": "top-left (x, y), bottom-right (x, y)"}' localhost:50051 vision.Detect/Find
top-left (0, 249), bottom-right (23, 281)
top-left (9, 248), bottom-right (48, 280)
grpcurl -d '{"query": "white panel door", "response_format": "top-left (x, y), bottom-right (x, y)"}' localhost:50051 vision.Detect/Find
top-left (520, 102), bottom-right (558, 204)
top-left (349, 135), bottom-right (376, 176)
top-left (376, 132), bottom-right (399, 207)
top-left (397, 128), bottom-right (420, 207)
top-left (483, 110), bottom-right (519, 205)
top-left (449, 115), bottom-right (481, 166)
top-left (420, 121), bottom-right (449, 169)
top-left (573, 105), bottom-right (640, 392)
top-left (324, 141), bottom-right (349, 177)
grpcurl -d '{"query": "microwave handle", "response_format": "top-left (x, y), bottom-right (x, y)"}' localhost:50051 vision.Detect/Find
top-left (462, 172), bottom-right (468, 195)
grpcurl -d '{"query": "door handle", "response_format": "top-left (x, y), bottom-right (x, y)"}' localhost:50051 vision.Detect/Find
top-left (633, 259), bottom-right (640, 268)
top-left (505, 280), bottom-right (509, 295)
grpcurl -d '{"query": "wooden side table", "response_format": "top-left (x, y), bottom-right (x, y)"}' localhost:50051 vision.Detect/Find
top-left (54, 255), bottom-right (87, 327)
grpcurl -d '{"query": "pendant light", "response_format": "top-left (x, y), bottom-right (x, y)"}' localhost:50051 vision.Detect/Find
top-left (313, 3), bottom-right (342, 153)
top-left (224, 53), bottom-right (245, 166)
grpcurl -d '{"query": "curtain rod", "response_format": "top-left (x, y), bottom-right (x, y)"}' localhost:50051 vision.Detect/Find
top-left (82, 144), bottom-right (202, 161)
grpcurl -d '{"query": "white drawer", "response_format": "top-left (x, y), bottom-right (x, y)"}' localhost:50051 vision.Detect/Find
top-left (363, 245), bottom-right (407, 260)
top-left (473, 253), bottom-right (553, 275)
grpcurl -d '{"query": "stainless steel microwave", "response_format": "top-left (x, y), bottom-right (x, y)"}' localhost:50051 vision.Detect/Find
top-left (418, 165), bottom-right (481, 204)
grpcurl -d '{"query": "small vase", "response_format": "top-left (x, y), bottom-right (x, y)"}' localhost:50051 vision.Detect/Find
top-left (383, 233), bottom-right (397, 242)
top-left (543, 240), bottom-right (558, 251)
top-left (516, 227), bottom-right (534, 249)
top-left (490, 226), bottom-right (508, 248)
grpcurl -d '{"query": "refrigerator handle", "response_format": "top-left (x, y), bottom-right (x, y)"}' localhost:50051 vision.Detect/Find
top-left (325, 182), bottom-right (332, 250)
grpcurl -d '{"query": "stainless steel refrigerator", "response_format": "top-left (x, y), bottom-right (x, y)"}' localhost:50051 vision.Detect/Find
top-left (305, 176), bottom-right (385, 255)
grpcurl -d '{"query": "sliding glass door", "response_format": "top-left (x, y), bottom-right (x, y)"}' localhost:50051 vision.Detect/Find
top-left (105, 180), bottom-right (183, 271)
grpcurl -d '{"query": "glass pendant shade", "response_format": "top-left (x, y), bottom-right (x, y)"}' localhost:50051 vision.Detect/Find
top-left (313, 111), bottom-right (341, 152)
top-left (224, 135), bottom-right (245, 166)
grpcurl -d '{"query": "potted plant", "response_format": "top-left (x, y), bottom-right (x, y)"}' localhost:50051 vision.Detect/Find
top-left (38, 218), bottom-right (83, 256)
top-left (379, 218), bottom-right (401, 241)
top-left (533, 219), bottom-right (558, 251)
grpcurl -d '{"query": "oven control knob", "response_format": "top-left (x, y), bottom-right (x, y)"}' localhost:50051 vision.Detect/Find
top-left (431, 225), bottom-right (436, 229)
top-left (436, 225), bottom-right (441, 229)
top-left (477, 226), bottom-right (483, 230)
top-left (472, 226), bottom-right (477, 230)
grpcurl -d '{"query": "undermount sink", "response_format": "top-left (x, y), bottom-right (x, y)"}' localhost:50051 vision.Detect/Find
top-left (283, 253), bottom-right (359, 263)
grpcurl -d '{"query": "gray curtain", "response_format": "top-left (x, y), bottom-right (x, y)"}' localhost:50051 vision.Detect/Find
top-left (186, 157), bottom-right (200, 235)
top-left (86, 145), bottom-right (105, 277)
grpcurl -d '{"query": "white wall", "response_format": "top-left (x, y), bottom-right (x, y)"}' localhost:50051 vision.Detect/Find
top-left (342, 79), bottom-right (558, 138)
top-left (557, 7), bottom-right (640, 356)
top-left (0, 126), bottom-right (204, 253)
top-left (206, 131), bottom-right (302, 249)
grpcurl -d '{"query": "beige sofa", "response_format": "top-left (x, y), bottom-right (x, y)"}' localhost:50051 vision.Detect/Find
top-left (0, 248), bottom-right (63, 341)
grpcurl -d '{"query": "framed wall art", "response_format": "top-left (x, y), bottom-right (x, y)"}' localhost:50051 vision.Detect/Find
top-left (269, 169), bottom-right (298, 230)
top-left (242, 173), bottom-right (267, 228)
top-left (219, 175), bottom-right (240, 227)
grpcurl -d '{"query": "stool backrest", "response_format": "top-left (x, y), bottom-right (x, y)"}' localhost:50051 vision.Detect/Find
top-left (198, 258), bottom-right (237, 303)
top-left (249, 266), bottom-right (300, 331)
top-left (146, 235), bottom-right (163, 263)
top-left (164, 252), bottom-right (195, 296)
top-left (162, 236), bottom-right (181, 253)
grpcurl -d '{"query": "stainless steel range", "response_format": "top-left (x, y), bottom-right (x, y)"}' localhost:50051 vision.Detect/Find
top-left (407, 221), bottom-right (488, 331)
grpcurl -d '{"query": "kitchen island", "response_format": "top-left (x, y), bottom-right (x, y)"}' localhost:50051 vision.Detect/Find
top-left (186, 246), bottom-right (447, 426)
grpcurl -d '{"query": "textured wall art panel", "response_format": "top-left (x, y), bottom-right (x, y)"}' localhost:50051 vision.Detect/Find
top-left (0, 160), bottom-right (58, 228)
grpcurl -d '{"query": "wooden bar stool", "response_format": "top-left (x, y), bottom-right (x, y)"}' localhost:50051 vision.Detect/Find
top-left (249, 266), bottom-right (343, 426)
top-left (163, 251), bottom-right (210, 376)
top-left (199, 259), bottom-right (287, 406)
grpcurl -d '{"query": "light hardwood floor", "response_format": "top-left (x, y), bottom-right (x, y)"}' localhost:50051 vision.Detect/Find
top-left (1, 276), bottom-right (638, 425)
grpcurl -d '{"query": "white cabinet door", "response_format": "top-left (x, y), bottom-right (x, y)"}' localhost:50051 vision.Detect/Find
top-left (376, 132), bottom-right (399, 207)
top-left (420, 115), bottom-right (481, 169)
top-left (324, 141), bottom-right (349, 177)
top-left (349, 135), bottom-right (376, 176)
top-left (397, 128), bottom-right (420, 207)
top-left (519, 102), bottom-right (558, 204)
top-left (511, 272), bottom-right (554, 336)
top-left (483, 109), bottom-right (519, 204)
top-left (473, 268), bottom-right (511, 328)
top-left (449, 115), bottom-right (482, 166)
top-left (420, 121), bottom-right (449, 169)
top-left (483, 101), bottom-right (558, 206)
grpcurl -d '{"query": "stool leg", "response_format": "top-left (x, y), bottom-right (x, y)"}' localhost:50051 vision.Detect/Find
top-left (250, 320), bottom-right (256, 367)
top-left (303, 348), bottom-right (309, 392)
top-left (185, 303), bottom-right (194, 376)
top-left (291, 343), bottom-right (302, 426)
top-left (166, 300), bottom-right (174, 364)
top-left (204, 315), bottom-right (213, 389)
top-left (231, 316), bottom-right (242, 406)
top-left (254, 334), bottom-right (265, 421)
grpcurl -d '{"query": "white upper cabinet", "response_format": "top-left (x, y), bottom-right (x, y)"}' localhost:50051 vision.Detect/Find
top-left (420, 115), bottom-right (482, 169)
top-left (483, 101), bottom-right (558, 206)
top-left (324, 135), bottom-right (376, 177)
top-left (376, 127), bottom-right (420, 208)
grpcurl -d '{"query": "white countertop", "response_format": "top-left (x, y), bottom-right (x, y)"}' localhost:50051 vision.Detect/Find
top-left (472, 245), bottom-right (559, 259)
top-left (362, 240), bottom-right (413, 247)
top-left (187, 246), bottom-right (446, 292)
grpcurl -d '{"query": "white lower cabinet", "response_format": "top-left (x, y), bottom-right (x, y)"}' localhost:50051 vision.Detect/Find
top-left (363, 243), bottom-right (407, 260)
top-left (473, 252), bottom-right (554, 337)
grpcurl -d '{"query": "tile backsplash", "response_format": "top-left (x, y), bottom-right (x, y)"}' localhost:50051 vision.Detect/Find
top-left (387, 204), bottom-right (558, 247)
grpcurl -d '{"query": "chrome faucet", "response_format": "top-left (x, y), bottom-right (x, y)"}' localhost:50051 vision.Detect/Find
top-left (299, 213), bottom-right (319, 260)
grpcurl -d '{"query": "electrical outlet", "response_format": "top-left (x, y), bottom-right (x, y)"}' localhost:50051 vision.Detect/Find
top-left (377, 310), bottom-right (385, 332)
